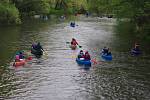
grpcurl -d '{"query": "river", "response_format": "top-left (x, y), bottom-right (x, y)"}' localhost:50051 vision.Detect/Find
top-left (0, 16), bottom-right (150, 100)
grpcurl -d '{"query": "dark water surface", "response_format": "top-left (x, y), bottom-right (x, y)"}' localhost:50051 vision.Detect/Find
top-left (0, 16), bottom-right (150, 100)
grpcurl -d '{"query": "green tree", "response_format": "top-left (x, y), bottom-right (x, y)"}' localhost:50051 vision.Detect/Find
top-left (0, 1), bottom-right (21, 25)
top-left (13, 0), bottom-right (50, 16)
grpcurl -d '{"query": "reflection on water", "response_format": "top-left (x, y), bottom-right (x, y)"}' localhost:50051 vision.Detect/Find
top-left (0, 17), bottom-right (150, 100)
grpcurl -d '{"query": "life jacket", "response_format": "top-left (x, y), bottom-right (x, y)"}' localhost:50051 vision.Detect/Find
top-left (15, 55), bottom-right (19, 60)
top-left (19, 54), bottom-right (24, 59)
top-left (78, 52), bottom-right (84, 58)
top-left (71, 40), bottom-right (78, 45)
top-left (84, 53), bottom-right (91, 60)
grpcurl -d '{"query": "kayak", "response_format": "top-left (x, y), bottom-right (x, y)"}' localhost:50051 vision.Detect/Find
top-left (13, 50), bottom-right (33, 67)
top-left (70, 45), bottom-right (77, 50)
top-left (31, 48), bottom-right (43, 56)
top-left (131, 49), bottom-right (141, 55)
top-left (76, 58), bottom-right (91, 66)
top-left (101, 53), bottom-right (112, 61)
top-left (13, 59), bottom-right (26, 67)
top-left (13, 56), bottom-right (32, 67)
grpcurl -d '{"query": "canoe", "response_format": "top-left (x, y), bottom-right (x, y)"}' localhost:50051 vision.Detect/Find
top-left (13, 56), bottom-right (32, 67)
top-left (13, 59), bottom-right (26, 67)
top-left (101, 53), bottom-right (112, 61)
top-left (76, 58), bottom-right (91, 66)
top-left (70, 45), bottom-right (77, 50)
top-left (131, 49), bottom-right (141, 55)
top-left (31, 48), bottom-right (43, 56)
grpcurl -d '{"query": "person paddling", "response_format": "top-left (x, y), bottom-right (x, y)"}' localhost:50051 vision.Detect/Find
top-left (70, 22), bottom-right (75, 27)
top-left (15, 50), bottom-right (24, 61)
top-left (84, 51), bottom-right (91, 60)
top-left (31, 42), bottom-right (44, 57)
top-left (34, 42), bottom-right (44, 51)
top-left (19, 51), bottom-right (24, 59)
top-left (107, 48), bottom-right (112, 56)
top-left (102, 47), bottom-right (109, 54)
top-left (71, 38), bottom-right (78, 46)
top-left (102, 47), bottom-right (111, 56)
top-left (78, 50), bottom-right (85, 59)
top-left (134, 43), bottom-right (140, 51)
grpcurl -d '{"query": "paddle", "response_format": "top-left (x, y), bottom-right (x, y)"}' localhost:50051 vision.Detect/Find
top-left (66, 42), bottom-right (82, 48)
top-left (78, 45), bottom-right (82, 48)
top-left (91, 58), bottom-right (103, 65)
top-left (41, 49), bottom-right (48, 56)
top-left (66, 42), bottom-right (70, 44)
top-left (41, 49), bottom-right (48, 59)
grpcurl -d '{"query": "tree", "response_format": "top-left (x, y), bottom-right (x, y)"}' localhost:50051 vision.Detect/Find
top-left (0, 1), bottom-right (21, 25)
top-left (13, 0), bottom-right (50, 16)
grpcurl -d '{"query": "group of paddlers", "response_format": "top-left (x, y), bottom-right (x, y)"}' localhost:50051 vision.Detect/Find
top-left (70, 37), bottom-right (141, 62)
top-left (14, 42), bottom-right (44, 62)
top-left (77, 50), bottom-right (91, 60)
top-left (70, 38), bottom-right (91, 60)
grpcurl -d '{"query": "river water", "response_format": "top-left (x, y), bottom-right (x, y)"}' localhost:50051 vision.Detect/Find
top-left (0, 16), bottom-right (150, 100)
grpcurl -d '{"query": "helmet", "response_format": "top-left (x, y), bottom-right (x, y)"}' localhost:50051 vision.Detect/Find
top-left (80, 50), bottom-right (83, 52)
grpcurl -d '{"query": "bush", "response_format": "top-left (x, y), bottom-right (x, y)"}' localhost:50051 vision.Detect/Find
top-left (49, 7), bottom-right (75, 16)
top-left (0, 3), bottom-right (21, 25)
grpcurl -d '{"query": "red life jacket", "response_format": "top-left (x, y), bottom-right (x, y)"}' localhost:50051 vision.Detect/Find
top-left (84, 54), bottom-right (91, 60)
top-left (71, 40), bottom-right (78, 45)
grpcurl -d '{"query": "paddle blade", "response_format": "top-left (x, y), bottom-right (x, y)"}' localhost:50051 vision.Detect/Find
top-left (66, 42), bottom-right (70, 44)
top-left (27, 56), bottom-right (32, 60)
top-left (79, 45), bottom-right (82, 48)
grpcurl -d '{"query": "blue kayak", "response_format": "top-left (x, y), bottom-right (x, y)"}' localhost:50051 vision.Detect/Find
top-left (76, 58), bottom-right (91, 66)
top-left (131, 49), bottom-right (141, 55)
top-left (101, 53), bottom-right (112, 61)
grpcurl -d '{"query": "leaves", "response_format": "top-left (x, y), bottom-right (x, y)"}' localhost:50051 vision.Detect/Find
top-left (0, 2), bottom-right (21, 25)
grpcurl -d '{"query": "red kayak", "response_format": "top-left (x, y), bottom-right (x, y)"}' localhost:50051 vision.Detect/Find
top-left (13, 56), bottom-right (32, 67)
top-left (13, 59), bottom-right (26, 67)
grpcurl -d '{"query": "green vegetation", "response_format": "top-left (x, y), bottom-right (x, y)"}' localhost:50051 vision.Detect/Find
top-left (0, 0), bottom-right (21, 25)
top-left (88, 0), bottom-right (114, 16)
top-left (88, 0), bottom-right (150, 41)
top-left (13, 0), bottom-right (50, 16)
top-left (0, 0), bottom-right (88, 25)
top-left (0, 0), bottom-right (149, 41)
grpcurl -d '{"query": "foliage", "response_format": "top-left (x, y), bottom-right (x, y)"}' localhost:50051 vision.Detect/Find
top-left (88, 0), bottom-right (150, 41)
top-left (114, 0), bottom-right (150, 39)
top-left (0, 2), bottom-right (21, 25)
top-left (88, 0), bottom-right (114, 16)
top-left (13, 0), bottom-right (50, 16)
top-left (0, 0), bottom-right (89, 25)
